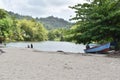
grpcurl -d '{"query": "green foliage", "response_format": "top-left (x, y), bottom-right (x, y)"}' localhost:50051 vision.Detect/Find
top-left (16, 19), bottom-right (48, 41)
top-left (0, 18), bottom-right (14, 41)
top-left (48, 29), bottom-right (62, 41)
top-left (37, 16), bottom-right (73, 30)
top-left (0, 9), bottom-right (48, 42)
top-left (48, 28), bottom-right (69, 41)
top-left (8, 11), bottom-right (33, 20)
top-left (0, 9), bottom-right (9, 19)
top-left (70, 0), bottom-right (120, 44)
top-left (0, 9), bottom-right (14, 41)
top-left (64, 24), bottom-right (80, 42)
top-left (7, 11), bottom-right (74, 41)
top-left (8, 11), bottom-right (73, 30)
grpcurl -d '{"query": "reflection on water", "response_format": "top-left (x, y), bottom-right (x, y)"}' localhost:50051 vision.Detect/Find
top-left (6, 41), bottom-right (86, 53)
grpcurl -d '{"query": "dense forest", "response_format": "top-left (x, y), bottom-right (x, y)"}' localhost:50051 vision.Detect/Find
top-left (0, 9), bottom-right (48, 42)
top-left (0, 9), bottom-right (73, 42)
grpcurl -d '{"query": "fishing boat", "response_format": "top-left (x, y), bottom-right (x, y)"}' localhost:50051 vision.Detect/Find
top-left (84, 43), bottom-right (110, 53)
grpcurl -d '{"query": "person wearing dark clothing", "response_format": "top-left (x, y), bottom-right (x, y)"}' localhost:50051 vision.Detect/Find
top-left (86, 44), bottom-right (90, 49)
top-left (31, 44), bottom-right (33, 48)
top-left (28, 45), bottom-right (30, 48)
top-left (0, 40), bottom-right (2, 44)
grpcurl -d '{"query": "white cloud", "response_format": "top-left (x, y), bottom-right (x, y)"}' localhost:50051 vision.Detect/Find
top-left (0, 0), bottom-right (87, 21)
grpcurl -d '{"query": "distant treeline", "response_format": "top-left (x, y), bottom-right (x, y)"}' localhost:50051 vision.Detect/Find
top-left (8, 11), bottom-right (73, 30)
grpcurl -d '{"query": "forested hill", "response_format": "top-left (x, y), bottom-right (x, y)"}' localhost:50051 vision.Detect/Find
top-left (8, 11), bottom-right (73, 30)
top-left (8, 11), bottom-right (33, 20)
top-left (36, 16), bottom-right (73, 30)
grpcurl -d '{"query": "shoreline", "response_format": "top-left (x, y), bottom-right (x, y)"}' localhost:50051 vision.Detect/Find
top-left (0, 47), bottom-right (120, 80)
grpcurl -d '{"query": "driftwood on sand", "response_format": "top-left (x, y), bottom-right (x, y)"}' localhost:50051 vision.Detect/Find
top-left (0, 49), bottom-right (5, 53)
top-left (107, 50), bottom-right (120, 57)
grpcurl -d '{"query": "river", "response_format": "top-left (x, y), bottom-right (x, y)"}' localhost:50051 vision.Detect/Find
top-left (6, 41), bottom-right (86, 53)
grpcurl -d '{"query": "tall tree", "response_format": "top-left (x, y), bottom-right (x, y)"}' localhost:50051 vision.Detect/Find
top-left (70, 0), bottom-right (120, 46)
top-left (0, 9), bottom-right (14, 42)
top-left (16, 19), bottom-right (48, 41)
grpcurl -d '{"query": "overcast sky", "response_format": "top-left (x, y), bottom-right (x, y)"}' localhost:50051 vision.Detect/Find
top-left (0, 0), bottom-right (87, 21)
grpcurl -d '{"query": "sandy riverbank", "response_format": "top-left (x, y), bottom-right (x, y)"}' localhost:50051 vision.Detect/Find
top-left (0, 48), bottom-right (120, 80)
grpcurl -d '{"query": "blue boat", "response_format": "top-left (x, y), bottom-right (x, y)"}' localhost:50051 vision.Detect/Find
top-left (84, 43), bottom-right (110, 53)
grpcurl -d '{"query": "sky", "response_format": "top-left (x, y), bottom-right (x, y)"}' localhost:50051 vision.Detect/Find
top-left (0, 0), bottom-right (87, 21)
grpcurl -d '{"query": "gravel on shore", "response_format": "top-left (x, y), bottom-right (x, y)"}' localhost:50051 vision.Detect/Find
top-left (0, 48), bottom-right (120, 80)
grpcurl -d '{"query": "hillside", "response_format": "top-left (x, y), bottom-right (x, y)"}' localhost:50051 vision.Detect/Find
top-left (8, 11), bottom-right (33, 20)
top-left (36, 16), bottom-right (73, 30)
top-left (8, 11), bottom-right (73, 30)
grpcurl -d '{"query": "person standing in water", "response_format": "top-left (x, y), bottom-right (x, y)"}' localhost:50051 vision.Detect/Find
top-left (31, 44), bottom-right (33, 48)
top-left (28, 45), bottom-right (30, 48)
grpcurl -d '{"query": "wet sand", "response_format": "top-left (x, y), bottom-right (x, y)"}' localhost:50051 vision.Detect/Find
top-left (0, 48), bottom-right (120, 80)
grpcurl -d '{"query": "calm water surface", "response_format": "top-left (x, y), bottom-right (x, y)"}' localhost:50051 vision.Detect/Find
top-left (6, 41), bottom-right (86, 53)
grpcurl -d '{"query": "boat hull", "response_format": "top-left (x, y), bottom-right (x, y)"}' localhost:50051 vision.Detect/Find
top-left (84, 43), bottom-right (110, 53)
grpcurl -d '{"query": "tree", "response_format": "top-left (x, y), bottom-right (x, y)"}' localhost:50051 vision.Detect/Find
top-left (48, 30), bottom-right (56, 40)
top-left (0, 9), bottom-right (8, 19)
top-left (0, 9), bottom-right (48, 42)
top-left (0, 18), bottom-right (14, 41)
top-left (16, 19), bottom-right (48, 41)
top-left (48, 28), bottom-right (68, 41)
top-left (0, 9), bottom-right (14, 42)
top-left (64, 24), bottom-right (80, 42)
top-left (70, 0), bottom-right (120, 46)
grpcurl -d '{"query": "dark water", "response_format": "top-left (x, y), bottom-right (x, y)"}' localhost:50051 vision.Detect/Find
top-left (6, 41), bottom-right (86, 53)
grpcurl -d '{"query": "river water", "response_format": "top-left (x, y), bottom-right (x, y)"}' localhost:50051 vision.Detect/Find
top-left (6, 41), bottom-right (86, 53)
